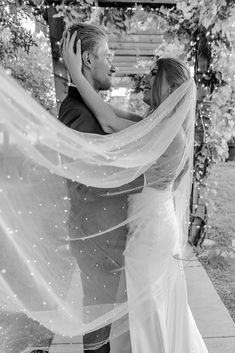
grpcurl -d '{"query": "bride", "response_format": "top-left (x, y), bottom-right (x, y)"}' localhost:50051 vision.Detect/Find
top-left (62, 33), bottom-right (209, 353)
top-left (0, 33), bottom-right (209, 353)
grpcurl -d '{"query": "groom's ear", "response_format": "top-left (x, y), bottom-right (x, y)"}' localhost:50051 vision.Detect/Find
top-left (82, 51), bottom-right (92, 69)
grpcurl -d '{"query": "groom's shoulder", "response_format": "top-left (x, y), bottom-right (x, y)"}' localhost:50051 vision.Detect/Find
top-left (59, 93), bottom-right (92, 120)
top-left (58, 94), bottom-right (102, 133)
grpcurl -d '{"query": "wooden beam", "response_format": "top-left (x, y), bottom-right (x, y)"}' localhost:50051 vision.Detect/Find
top-left (109, 41), bottom-right (160, 50)
top-left (115, 66), bottom-right (150, 75)
top-left (110, 48), bottom-right (157, 56)
top-left (98, 0), bottom-right (176, 6)
top-left (101, 0), bottom-right (176, 3)
top-left (46, 0), bottom-right (176, 6)
top-left (114, 62), bottom-right (147, 67)
top-left (112, 55), bottom-right (154, 63)
top-left (108, 34), bottom-right (163, 42)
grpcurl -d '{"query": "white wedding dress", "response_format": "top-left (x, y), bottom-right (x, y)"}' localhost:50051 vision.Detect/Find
top-left (111, 186), bottom-right (209, 353)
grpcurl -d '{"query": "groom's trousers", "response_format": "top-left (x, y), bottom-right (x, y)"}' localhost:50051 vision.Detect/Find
top-left (68, 182), bottom-right (135, 353)
top-left (85, 343), bottom-right (110, 353)
top-left (84, 326), bottom-right (111, 353)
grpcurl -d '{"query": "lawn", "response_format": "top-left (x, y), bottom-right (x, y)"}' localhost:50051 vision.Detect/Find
top-left (199, 161), bottom-right (235, 322)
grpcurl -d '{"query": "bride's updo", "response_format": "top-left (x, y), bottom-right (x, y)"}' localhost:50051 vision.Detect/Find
top-left (151, 57), bottom-right (191, 109)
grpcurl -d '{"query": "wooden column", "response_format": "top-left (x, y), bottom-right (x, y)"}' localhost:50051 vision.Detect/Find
top-left (46, 6), bottom-right (68, 113)
top-left (189, 30), bottom-right (211, 247)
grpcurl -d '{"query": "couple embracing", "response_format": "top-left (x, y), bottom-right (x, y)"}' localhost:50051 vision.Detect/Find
top-left (58, 22), bottom-right (209, 353)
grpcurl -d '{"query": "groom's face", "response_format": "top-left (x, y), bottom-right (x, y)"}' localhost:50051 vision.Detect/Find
top-left (90, 38), bottom-right (115, 91)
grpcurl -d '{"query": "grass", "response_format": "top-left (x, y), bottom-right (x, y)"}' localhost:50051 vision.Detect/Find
top-left (199, 161), bottom-right (235, 322)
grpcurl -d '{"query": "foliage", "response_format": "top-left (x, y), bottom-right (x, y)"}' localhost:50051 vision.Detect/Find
top-left (150, 1), bottom-right (235, 156)
top-left (103, 76), bottom-right (148, 116)
top-left (0, 0), bottom-right (36, 59)
top-left (209, 84), bottom-right (235, 159)
top-left (0, 1), bottom-right (56, 115)
top-left (54, 1), bottom-right (168, 34)
top-left (55, 0), bottom-right (96, 25)
top-left (1, 33), bottom-right (57, 115)
top-left (99, 5), bottom-right (169, 35)
top-left (127, 91), bottom-right (148, 116)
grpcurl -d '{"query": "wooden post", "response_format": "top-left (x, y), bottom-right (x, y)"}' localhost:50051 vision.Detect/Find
top-left (189, 30), bottom-right (211, 247)
top-left (46, 6), bottom-right (68, 113)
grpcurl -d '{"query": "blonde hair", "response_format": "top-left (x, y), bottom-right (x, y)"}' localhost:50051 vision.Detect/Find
top-left (151, 57), bottom-right (191, 109)
top-left (61, 22), bottom-right (107, 56)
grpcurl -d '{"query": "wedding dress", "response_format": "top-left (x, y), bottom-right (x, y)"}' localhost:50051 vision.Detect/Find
top-left (0, 68), bottom-right (209, 353)
top-left (111, 186), bottom-right (208, 353)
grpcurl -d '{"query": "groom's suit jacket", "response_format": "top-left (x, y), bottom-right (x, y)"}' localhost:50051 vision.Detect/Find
top-left (59, 86), bottom-right (144, 307)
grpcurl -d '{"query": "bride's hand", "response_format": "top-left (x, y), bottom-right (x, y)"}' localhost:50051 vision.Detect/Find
top-left (63, 32), bottom-right (82, 80)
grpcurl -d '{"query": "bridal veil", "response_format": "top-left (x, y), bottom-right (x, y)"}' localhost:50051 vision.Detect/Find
top-left (0, 67), bottom-right (196, 351)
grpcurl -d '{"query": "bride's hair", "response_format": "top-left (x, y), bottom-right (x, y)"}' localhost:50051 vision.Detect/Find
top-left (151, 57), bottom-right (191, 109)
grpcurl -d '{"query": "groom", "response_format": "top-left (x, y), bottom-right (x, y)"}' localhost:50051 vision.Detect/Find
top-left (59, 23), bottom-right (144, 353)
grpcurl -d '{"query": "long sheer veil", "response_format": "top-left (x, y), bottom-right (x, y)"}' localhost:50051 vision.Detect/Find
top-left (0, 67), bottom-right (196, 352)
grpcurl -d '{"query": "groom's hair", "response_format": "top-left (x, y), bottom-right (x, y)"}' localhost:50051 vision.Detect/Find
top-left (61, 22), bottom-right (107, 57)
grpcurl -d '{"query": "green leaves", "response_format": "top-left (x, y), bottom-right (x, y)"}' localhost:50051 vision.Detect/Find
top-left (2, 34), bottom-right (56, 115)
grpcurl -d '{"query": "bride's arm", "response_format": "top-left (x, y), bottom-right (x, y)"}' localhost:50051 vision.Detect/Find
top-left (108, 105), bottom-right (143, 122)
top-left (63, 33), bottom-right (136, 133)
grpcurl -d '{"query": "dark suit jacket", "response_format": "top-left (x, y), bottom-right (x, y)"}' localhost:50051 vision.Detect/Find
top-left (59, 86), bottom-right (144, 306)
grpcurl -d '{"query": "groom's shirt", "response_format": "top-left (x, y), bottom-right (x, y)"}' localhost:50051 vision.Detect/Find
top-left (58, 86), bottom-right (144, 198)
top-left (59, 85), bottom-right (106, 134)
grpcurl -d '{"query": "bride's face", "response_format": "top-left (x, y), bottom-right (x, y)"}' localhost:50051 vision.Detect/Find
top-left (150, 69), bottom-right (171, 108)
top-left (142, 65), bottom-right (158, 106)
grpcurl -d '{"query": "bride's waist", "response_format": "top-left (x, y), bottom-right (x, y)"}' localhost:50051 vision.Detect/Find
top-left (127, 186), bottom-right (176, 226)
top-left (136, 185), bottom-right (172, 199)
top-left (128, 186), bottom-right (174, 212)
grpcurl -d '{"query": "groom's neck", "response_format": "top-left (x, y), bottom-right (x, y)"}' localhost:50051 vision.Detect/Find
top-left (82, 68), bottom-right (99, 93)
top-left (70, 69), bottom-right (99, 93)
